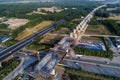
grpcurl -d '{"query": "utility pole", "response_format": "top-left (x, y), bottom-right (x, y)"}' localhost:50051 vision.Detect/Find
top-left (37, 52), bottom-right (40, 62)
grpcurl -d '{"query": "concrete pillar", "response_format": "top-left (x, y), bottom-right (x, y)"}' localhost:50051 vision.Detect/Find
top-left (51, 69), bottom-right (56, 76)
top-left (76, 26), bottom-right (79, 30)
top-left (70, 33), bottom-right (73, 38)
top-left (74, 33), bottom-right (78, 39)
top-left (76, 26), bottom-right (80, 31)
top-left (0, 62), bottom-right (2, 68)
top-left (37, 52), bottom-right (40, 62)
top-left (73, 29), bottom-right (76, 34)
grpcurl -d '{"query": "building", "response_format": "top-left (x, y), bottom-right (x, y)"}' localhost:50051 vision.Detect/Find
top-left (116, 42), bottom-right (120, 49)
top-left (115, 37), bottom-right (120, 42)
top-left (115, 37), bottom-right (120, 49)
top-left (0, 36), bottom-right (10, 43)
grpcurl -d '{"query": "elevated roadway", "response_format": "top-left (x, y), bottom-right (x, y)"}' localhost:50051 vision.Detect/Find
top-left (83, 34), bottom-right (120, 38)
top-left (31, 4), bottom-right (108, 78)
top-left (0, 19), bottom-right (66, 62)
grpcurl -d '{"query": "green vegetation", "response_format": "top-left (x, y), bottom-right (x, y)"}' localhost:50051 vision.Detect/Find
top-left (74, 47), bottom-right (113, 59)
top-left (0, 2), bottom-right (100, 18)
top-left (106, 4), bottom-right (120, 14)
top-left (65, 67), bottom-right (120, 80)
top-left (56, 20), bottom-right (80, 31)
top-left (15, 21), bottom-right (53, 41)
top-left (0, 32), bottom-right (9, 37)
top-left (0, 2), bottom-right (101, 46)
top-left (27, 37), bottom-right (54, 51)
top-left (12, 74), bottom-right (23, 80)
top-left (100, 20), bottom-right (120, 35)
top-left (3, 39), bottom-right (17, 46)
top-left (27, 42), bottom-right (54, 51)
top-left (89, 18), bottom-right (101, 25)
top-left (0, 58), bottom-right (21, 80)
top-left (12, 17), bottom-right (43, 38)
top-left (0, 24), bottom-right (7, 29)
top-left (0, 24), bottom-right (9, 37)
top-left (27, 43), bottom-right (53, 51)
top-left (95, 11), bottom-right (110, 18)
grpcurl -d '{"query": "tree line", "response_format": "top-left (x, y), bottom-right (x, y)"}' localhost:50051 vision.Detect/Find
top-left (74, 47), bottom-right (113, 59)
top-left (65, 67), bottom-right (120, 80)
top-left (100, 20), bottom-right (120, 35)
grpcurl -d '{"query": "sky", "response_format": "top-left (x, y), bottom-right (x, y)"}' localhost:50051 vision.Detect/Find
top-left (0, 0), bottom-right (117, 2)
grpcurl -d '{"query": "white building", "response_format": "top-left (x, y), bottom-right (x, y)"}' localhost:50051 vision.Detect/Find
top-left (115, 37), bottom-right (120, 49)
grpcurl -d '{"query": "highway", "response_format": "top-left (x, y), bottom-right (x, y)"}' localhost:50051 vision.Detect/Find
top-left (64, 57), bottom-right (120, 68)
top-left (0, 19), bottom-right (66, 62)
top-left (61, 57), bottom-right (120, 77)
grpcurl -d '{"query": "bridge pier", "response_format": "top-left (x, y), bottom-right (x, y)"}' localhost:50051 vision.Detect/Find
top-left (0, 62), bottom-right (2, 68)
top-left (51, 69), bottom-right (56, 76)
top-left (37, 52), bottom-right (40, 62)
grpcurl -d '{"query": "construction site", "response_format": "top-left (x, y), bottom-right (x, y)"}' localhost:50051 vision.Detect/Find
top-left (12, 4), bottom-right (115, 80)
top-left (20, 10), bottom-right (96, 80)
top-left (20, 37), bottom-right (73, 80)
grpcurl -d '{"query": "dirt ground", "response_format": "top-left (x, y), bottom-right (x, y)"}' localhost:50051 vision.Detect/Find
top-left (55, 66), bottom-right (65, 80)
top-left (81, 36), bottom-right (102, 42)
top-left (39, 34), bottom-right (62, 44)
top-left (53, 28), bottom-right (71, 34)
top-left (105, 15), bottom-right (120, 20)
top-left (85, 25), bottom-right (111, 35)
top-left (3, 18), bottom-right (29, 30)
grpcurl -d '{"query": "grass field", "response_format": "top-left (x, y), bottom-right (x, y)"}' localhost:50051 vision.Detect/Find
top-left (15, 21), bottom-right (53, 41)
top-left (106, 15), bottom-right (120, 20)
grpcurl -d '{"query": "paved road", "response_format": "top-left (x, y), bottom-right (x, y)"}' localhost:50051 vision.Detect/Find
top-left (0, 19), bottom-right (66, 62)
top-left (106, 37), bottom-right (120, 55)
top-left (4, 55), bottom-right (38, 80)
top-left (64, 57), bottom-right (120, 68)
top-left (61, 58), bottom-right (120, 77)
